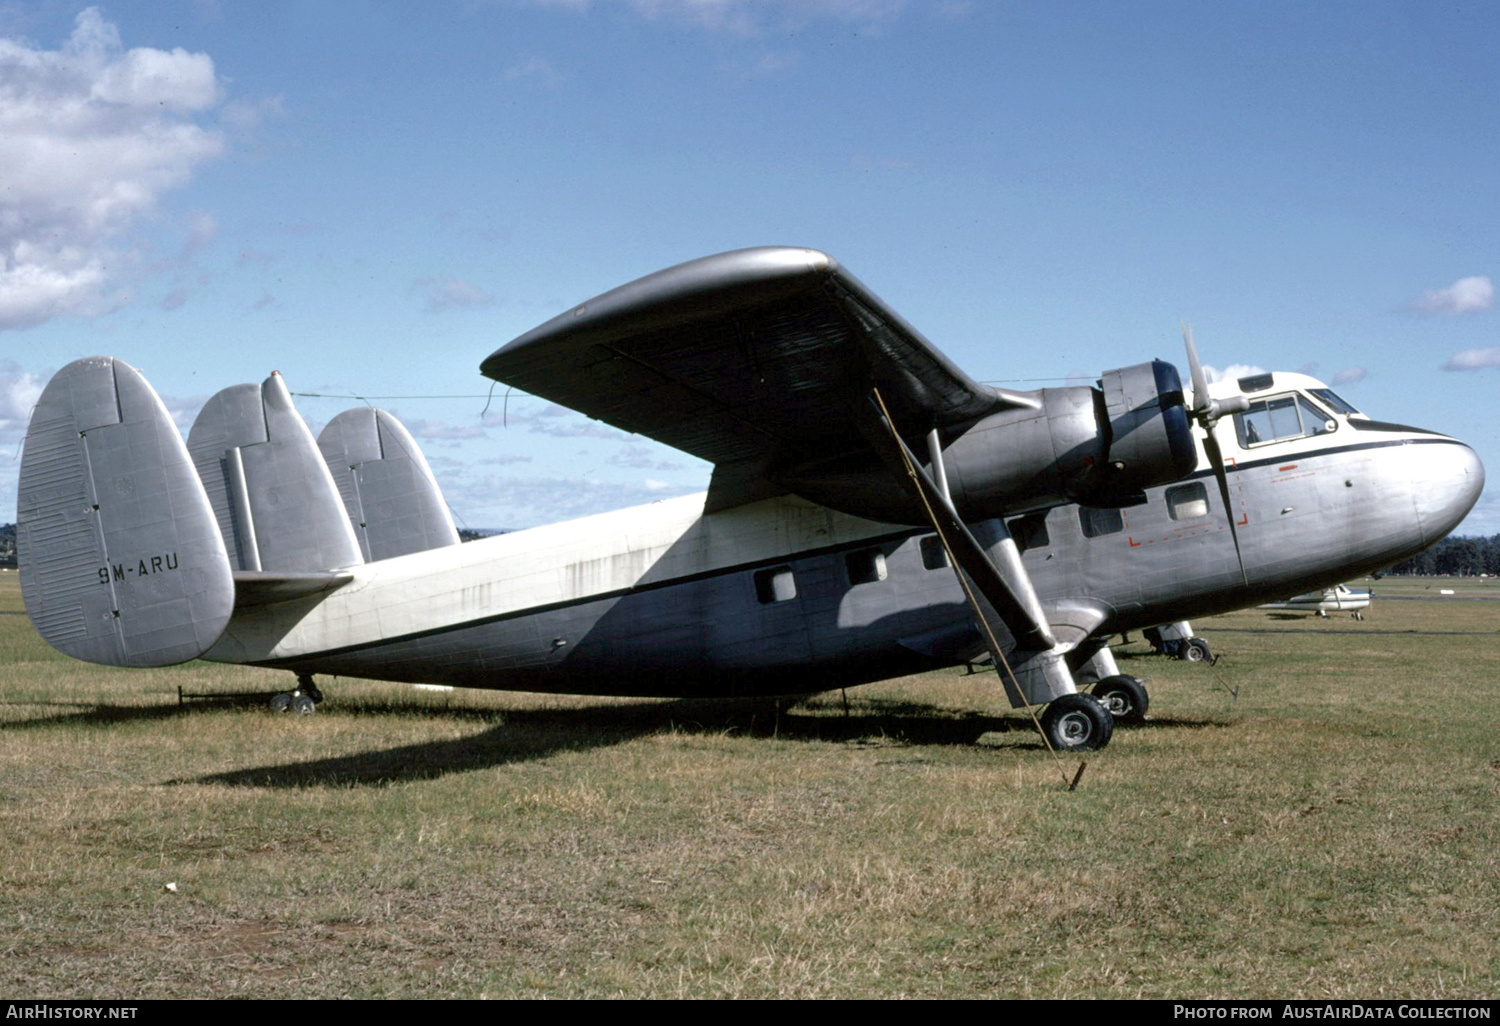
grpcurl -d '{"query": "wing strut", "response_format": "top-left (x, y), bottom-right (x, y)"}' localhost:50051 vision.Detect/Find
top-left (868, 388), bottom-right (1080, 784)
top-left (863, 391), bottom-right (1053, 652)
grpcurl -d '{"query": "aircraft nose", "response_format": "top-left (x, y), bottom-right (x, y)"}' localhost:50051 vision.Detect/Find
top-left (1413, 440), bottom-right (1484, 544)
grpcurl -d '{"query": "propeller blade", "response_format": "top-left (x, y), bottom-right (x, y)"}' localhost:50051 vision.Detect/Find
top-left (1201, 426), bottom-right (1248, 584)
top-left (1182, 320), bottom-right (1249, 584)
top-left (1182, 320), bottom-right (1211, 416)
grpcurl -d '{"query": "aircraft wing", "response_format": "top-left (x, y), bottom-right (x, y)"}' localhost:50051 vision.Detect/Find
top-left (480, 248), bottom-right (1031, 473)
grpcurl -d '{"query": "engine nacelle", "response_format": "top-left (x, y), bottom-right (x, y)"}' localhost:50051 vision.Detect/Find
top-left (942, 359), bottom-right (1197, 518)
top-left (771, 360), bottom-right (1198, 524)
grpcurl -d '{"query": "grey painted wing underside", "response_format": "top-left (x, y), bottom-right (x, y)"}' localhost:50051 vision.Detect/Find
top-left (17, 357), bottom-right (235, 666)
top-left (479, 248), bottom-right (1027, 473)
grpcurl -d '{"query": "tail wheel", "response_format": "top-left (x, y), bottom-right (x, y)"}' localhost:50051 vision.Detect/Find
top-left (1040, 693), bottom-right (1114, 752)
top-left (1092, 675), bottom-right (1149, 726)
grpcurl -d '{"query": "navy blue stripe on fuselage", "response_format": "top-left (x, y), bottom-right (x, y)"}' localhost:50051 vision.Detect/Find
top-left (255, 432), bottom-right (1453, 667)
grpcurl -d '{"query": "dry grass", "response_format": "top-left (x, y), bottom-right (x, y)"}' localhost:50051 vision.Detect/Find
top-left (0, 569), bottom-right (1496, 998)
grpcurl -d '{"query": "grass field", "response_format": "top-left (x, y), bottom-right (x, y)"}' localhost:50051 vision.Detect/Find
top-left (1, 569), bottom-right (1496, 999)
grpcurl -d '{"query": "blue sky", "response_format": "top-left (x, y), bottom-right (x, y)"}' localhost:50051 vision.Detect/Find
top-left (2, 0), bottom-right (1497, 533)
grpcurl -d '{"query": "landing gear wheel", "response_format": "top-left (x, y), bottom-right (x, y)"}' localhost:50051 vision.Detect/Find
top-left (290, 694), bottom-right (317, 716)
top-left (1040, 693), bottom-right (1114, 752)
top-left (269, 693), bottom-right (292, 714)
top-left (296, 674), bottom-right (323, 704)
top-left (1181, 638), bottom-right (1211, 662)
top-left (1092, 675), bottom-right (1149, 726)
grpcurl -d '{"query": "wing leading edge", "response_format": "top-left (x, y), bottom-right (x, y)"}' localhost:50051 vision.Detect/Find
top-left (480, 247), bottom-right (1035, 510)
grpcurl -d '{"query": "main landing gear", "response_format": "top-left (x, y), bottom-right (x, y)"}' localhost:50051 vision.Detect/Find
top-left (1143, 621), bottom-right (1214, 663)
top-left (1090, 674), bottom-right (1149, 726)
top-left (1040, 693), bottom-right (1114, 752)
top-left (269, 673), bottom-right (323, 715)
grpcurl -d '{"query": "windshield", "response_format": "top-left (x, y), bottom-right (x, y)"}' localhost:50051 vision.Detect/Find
top-left (1309, 388), bottom-right (1361, 417)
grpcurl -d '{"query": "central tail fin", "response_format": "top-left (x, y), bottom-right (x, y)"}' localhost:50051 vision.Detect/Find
top-left (186, 371), bottom-right (363, 573)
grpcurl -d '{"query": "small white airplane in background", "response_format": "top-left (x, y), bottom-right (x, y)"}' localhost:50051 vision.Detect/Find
top-left (1258, 583), bottom-right (1372, 620)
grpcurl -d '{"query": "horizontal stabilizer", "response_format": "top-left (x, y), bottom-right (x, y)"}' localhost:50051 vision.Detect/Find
top-left (187, 373), bottom-right (363, 573)
top-left (318, 408), bottom-right (460, 561)
top-left (18, 358), bottom-right (235, 666)
top-left (232, 570), bottom-right (353, 607)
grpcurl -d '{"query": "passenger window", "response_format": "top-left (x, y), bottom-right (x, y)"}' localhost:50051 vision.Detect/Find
top-left (1008, 512), bottom-right (1050, 553)
top-left (919, 535), bottom-right (949, 570)
top-left (845, 548), bottom-right (887, 585)
top-left (1166, 481), bottom-right (1210, 521)
top-left (1079, 506), bottom-right (1123, 538)
top-left (754, 567), bottom-right (796, 604)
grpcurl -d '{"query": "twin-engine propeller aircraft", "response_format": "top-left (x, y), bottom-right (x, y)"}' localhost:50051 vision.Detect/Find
top-left (16, 248), bottom-right (1484, 750)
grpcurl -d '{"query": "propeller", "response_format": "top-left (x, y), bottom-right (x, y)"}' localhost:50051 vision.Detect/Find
top-left (1182, 321), bottom-right (1251, 584)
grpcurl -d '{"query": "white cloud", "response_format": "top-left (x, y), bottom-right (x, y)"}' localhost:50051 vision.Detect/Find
top-left (156, 392), bottom-right (209, 431)
top-left (1203, 363), bottom-right (1267, 383)
top-left (1409, 276), bottom-right (1494, 316)
top-left (0, 362), bottom-right (47, 441)
top-left (504, 56), bottom-right (561, 84)
top-left (1331, 367), bottom-right (1368, 385)
top-left (405, 418), bottom-right (487, 440)
top-left (610, 443), bottom-right (683, 470)
top-left (412, 275), bottom-right (495, 313)
top-left (0, 8), bottom-right (225, 331)
top-left (482, 402), bottom-right (631, 439)
top-left (1442, 347), bottom-right (1500, 372)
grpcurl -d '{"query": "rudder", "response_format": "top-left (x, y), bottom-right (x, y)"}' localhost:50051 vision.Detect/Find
top-left (318, 408), bottom-right (460, 561)
top-left (17, 358), bottom-right (235, 667)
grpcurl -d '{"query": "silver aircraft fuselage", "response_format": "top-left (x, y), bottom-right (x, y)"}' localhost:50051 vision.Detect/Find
top-left (206, 376), bottom-right (1483, 697)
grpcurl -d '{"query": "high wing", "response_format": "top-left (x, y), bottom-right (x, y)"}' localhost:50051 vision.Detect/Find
top-left (483, 247), bottom-right (1210, 714)
top-left (479, 247), bottom-right (1036, 508)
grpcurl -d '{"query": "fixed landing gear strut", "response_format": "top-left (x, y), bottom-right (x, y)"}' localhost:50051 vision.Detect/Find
top-left (269, 673), bottom-right (323, 715)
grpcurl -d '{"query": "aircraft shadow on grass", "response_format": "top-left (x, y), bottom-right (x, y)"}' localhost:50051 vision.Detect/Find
top-left (175, 693), bottom-right (1235, 790)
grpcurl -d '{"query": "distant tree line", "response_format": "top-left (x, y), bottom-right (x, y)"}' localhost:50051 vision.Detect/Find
top-left (0, 523), bottom-right (14, 568)
top-left (1384, 535), bottom-right (1500, 577)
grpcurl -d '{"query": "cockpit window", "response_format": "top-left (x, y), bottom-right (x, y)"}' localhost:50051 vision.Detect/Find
top-left (1234, 394), bottom-right (1337, 448)
top-left (1309, 388), bottom-right (1361, 417)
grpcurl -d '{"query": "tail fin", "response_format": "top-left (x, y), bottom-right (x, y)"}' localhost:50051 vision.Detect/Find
top-left (317, 408), bottom-right (460, 561)
top-left (186, 372), bottom-right (363, 572)
top-left (17, 358), bottom-right (235, 667)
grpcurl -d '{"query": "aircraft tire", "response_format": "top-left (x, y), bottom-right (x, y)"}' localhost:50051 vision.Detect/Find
top-left (1181, 639), bottom-right (1211, 662)
top-left (1092, 675), bottom-right (1149, 726)
top-left (269, 693), bottom-right (292, 714)
top-left (1040, 693), bottom-right (1113, 752)
top-left (290, 694), bottom-right (317, 716)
